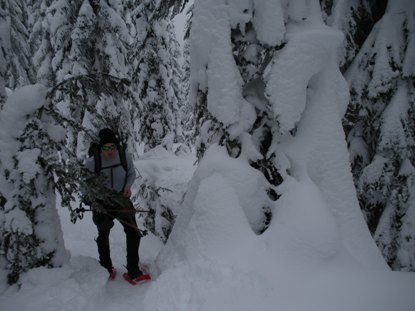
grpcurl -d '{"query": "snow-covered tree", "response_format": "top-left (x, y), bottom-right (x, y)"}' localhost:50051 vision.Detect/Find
top-left (180, 39), bottom-right (195, 145)
top-left (321, 0), bottom-right (387, 71)
top-left (28, 0), bottom-right (186, 244)
top-left (0, 0), bottom-right (145, 286)
top-left (152, 0), bottom-right (190, 20)
top-left (31, 0), bottom-right (141, 155)
top-left (0, 0), bottom-right (193, 287)
top-left (31, 0), bottom-right (185, 155)
top-left (0, 85), bottom-right (69, 286)
top-left (345, 0), bottom-right (415, 271)
top-left (30, 0), bottom-right (54, 86)
top-left (160, 0), bottom-right (387, 273)
top-left (123, 0), bottom-right (191, 242)
top-left (178, 5), bottom-right (196, 147)
top-left (191, 0), bottom-right (287, 233)
top-left (0, 3), bottom-right (9, 106)
top-left (131, 1), bottom-right (183, 151)
top-left (1, 0), bottom-right (36, 89)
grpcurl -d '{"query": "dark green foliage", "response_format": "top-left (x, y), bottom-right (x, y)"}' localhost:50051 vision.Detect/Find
top-left (3, 0), bottom-right (36, 89)
top-left (231, 21), bottom-right (284, 84)
top-left (0, 70), bottom-right (136, 284)
top-left (5, 231), bottom-right (54, 285)
top-left (0, 193), bottom-right (6, 208)
top-left (376, 171), bottom-right (414, 270)
top-left (344, 2), bottom-right (415, 270)
top-left (320, 0), bottom-right (387, 73)
top-left (0, 0), bottom-right (187, 286)
top-left (0, 105), bottom-right (65, 285)
top-left (152, 0), bottom-right (189, 20)
top-left (135, 183), bottom-right (174, 243)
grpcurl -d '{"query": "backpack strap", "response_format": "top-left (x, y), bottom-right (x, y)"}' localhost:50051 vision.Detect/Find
top-left (117, 143), bottom-right (128, 172)
top-left (88, 142), bottom-right (102, 173)
top-left (117, 143), bottom-right (129, 190)
top-left (94, 152), bottom-right (101, 173)
top-left (89, 140), bottom-right (129, 189)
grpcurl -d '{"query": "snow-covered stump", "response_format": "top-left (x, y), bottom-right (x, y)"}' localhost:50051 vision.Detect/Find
top-left (0, 85), bottom-right (68, 289)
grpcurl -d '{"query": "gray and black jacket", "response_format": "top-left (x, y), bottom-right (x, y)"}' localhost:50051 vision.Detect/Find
top-left (85, 152), bottom-right (136, 193)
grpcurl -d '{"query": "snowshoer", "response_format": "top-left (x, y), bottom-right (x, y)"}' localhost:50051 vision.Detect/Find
top-left (84, 128), bottom-right (148, 283)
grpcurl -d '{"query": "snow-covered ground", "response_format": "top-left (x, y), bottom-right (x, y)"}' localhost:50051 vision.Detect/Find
top-left (1, 148), bottom-right (415, 311)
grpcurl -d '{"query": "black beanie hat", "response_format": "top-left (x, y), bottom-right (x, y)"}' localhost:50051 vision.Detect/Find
top-left (99, 128), bottom-right (118, 146)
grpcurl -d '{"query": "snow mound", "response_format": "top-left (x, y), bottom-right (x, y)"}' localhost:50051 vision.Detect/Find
top-left (0, 257), bottom-right (106, 311)
top-left (267, 177), bottom-right (340, 261)
top-left (156, 144), bottom-right (271, 271)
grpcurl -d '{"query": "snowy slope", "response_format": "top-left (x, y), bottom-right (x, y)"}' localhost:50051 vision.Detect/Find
top-left (0, 148), bottom-right (414, 311)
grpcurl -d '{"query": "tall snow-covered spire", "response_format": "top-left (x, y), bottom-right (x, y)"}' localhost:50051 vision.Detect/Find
top-left (164, 0), bottom-right (386, 273)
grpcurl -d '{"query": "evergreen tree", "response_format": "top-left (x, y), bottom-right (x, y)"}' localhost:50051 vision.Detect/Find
top-left (127, 0), bottom-right (187, 242)
top-left (164, 0), bottom-right (386, 271)
top-left (0, 0), bottom-right (193, 286)
top-left (0, 0), bottom-right (141, 286)
top-left (0, 85), bottom-right (69, 286)
top-left (321, 0), bottom-right (387, 72)
top-left (0, 3), bottom-right (9, 106)
top-left (152, 0), bottom-right (190, 20)
top-left (191, 0), bottom-right (286, 233)
top-left (30, 0), bottom-right (54, 86)
top-left (180, 38), bottom-right (195, 146)
top-left (345, 0), bottom-right (415, 271)
top-left (31, 0), bottom-right (140, 155)
top-left (30, 0), bottom-right (185, 243)
top-left (2, 0), bottom-right (35, 89)
top-left (131, 0), bottom-right (183, 151)
top-left (0, 82), bottom-right (133, 287)
top-left (178, 5), bottom-right (196, 147)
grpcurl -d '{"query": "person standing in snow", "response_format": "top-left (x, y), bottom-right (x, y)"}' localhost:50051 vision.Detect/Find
top-left (84, 128), bottom-right (150, 284)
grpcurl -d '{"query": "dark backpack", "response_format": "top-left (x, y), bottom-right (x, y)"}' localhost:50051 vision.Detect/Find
top-left (88, 142), bottom-right (128, 173)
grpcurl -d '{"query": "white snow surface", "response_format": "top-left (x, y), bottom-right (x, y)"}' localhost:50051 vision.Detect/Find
top-left (0, 85), bottom-right (47, 159)
top-left (265, 25), bottom-right (346, 135)
top-left (1, 149), bottom-right (414, 311)
top-left (252, 0), bottom-right (285, 46)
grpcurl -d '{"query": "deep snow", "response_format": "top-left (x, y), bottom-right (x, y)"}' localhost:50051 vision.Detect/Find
top-left (0, 149), bottom-right (414, 311)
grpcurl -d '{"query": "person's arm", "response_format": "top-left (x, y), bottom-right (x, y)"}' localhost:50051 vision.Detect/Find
top-left (122, 153), bottom-right (136, 197)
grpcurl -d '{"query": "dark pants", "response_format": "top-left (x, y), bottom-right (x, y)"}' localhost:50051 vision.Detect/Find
top-left (93, 210), bottom-right (142, 278)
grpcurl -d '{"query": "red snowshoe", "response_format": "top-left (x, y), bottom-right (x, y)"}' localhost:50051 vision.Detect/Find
top-left (123, 272), bottom-right (151, 285)
top-left (109, 268), bottom-right (117, 280)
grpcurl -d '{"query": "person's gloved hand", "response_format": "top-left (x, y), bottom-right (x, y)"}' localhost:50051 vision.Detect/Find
top-left (123, 187), bottom-right (132, 198)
